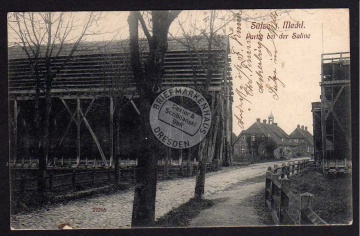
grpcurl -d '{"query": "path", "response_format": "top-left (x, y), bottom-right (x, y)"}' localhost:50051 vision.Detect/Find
top-left (190, 182), bottom-right (265, 226)
top-left (11, 158), bottom-right (308, 229)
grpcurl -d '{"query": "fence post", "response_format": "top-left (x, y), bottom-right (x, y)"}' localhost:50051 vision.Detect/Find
top-left (92, 170), bottom-right (95, 185)
top-left (20, 176), bottom-right (25, 194)
top-left (274, 164), bottom-right (278, 174)
top-left (280, 177), bottom-right (290, 224)
top-left (265, 168), bottom-right (272, 208)
top-left (271, 173), bottom-right (281, 224)
top-left (299, 192), bottom-right (314, 224)
top-left (49, 172), bottom-right (53, 192)
top-left (286, 162), bottom-right (290, 178)
top-left (291, 162), bottom-right (295, 176)
top-left (72, 170), bottom-right (76, 189)
top-left (281, 163), bottom-right (286, 178)
top-left (296, 161), bottom-right (300, 175)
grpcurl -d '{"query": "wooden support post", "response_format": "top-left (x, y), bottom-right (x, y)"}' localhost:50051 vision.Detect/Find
top-left (300, 192), bottom-right (314, 224)
top-left (13, 100), bottom-right (18, 164)
top-left (76, 98), bottom-right (81, 166)
top-left (49, 172), bottom-right (53, 192)
top-left (72, 170), bottom-right (76, 189)
top-left (281, 163), bottom-right (286, 178)
top-left (274, 164), bottom-right (278, 174)
top-left (280, 177), bottom-right (290, 224)
top-left (265, 170), bottom-right (272, 208)
top-left (79, 109), bottom-right (108, 167)
top-left (271, 173), bottom-right (281, 225)
top-left (20, 176), bottom-right (25, 194)
top-left (109, 97), bottom-right (114, 167)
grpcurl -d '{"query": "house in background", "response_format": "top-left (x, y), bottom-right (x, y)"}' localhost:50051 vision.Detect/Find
top-left (234, 112), bottom-right (295, 160)
top-left (289, 125), bottom-right (314, 157)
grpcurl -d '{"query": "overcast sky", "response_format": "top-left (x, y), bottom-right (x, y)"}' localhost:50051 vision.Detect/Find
top-left (8, 9), bottom-right (350, 136)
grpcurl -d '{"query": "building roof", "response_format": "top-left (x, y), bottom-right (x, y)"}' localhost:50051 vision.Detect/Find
top-left (242, 120), bottom-right (293, 146)
top-left (8, 37), bottom-right (231, 98)
top-left (289, 127), bottom-right (314, 146)
top-left (8, 37), bottom-right (228, 60)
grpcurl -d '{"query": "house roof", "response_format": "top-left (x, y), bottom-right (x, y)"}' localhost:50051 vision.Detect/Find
top-left (242, 120), bottom-right (294, 146)
top-left (289, 127), bottom-right (314, 146)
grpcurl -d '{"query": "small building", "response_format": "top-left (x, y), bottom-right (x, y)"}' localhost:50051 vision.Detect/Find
top-left (289, 125), bottom-right (314, 157)
top-left (234, 112), bottom-right (295, 160)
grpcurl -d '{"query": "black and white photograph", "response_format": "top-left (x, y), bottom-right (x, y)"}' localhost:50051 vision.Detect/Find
top-left (5, 6), bottom-right (356, 232)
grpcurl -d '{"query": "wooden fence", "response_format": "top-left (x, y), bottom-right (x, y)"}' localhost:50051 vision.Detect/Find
top-left (265, 160), bottom-right (328, 225)
top-left (13, 169), bottom-right (116, 193)
top-left (12, 161), bottom-right (218, 193)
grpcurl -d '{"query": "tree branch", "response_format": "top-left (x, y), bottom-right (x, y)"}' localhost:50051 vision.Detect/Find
top-left (136, 12), bottom-right (152, 41)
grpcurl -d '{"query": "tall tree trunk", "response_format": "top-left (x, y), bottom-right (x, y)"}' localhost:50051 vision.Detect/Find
top-left (195, 138), bottom-right (208, 198)
top-left (128, 10), bottom-right (180, 227)
top-left (131, 99), bottom-right (159, 227)
top-left (114, 106), bottom-right (121, 185)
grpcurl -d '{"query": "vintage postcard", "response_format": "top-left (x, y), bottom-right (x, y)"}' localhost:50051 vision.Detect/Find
top-left (7, 8), bottom-right (354, 231)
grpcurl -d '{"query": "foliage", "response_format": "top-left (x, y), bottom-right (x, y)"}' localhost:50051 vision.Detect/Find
top-left (246, 136), bottom-right (277, 159)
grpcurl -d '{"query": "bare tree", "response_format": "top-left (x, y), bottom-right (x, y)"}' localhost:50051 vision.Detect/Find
top-left (170, 10), bottom-right (234, 198)
top-left (8, 12), bottom-right (103, 193)
top-left (127, 10), bottom-right (181, 227)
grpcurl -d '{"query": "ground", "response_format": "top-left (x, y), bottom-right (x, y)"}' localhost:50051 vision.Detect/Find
top-left (290, 170), bottom-right (353, 225)
top-left (11, 157), bottom-right (324, 229)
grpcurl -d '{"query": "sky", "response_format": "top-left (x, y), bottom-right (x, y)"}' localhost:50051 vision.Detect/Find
top-left (227, 9), bottom-right (350, 135)
top-left (8, 9), bottom-right (350, 136)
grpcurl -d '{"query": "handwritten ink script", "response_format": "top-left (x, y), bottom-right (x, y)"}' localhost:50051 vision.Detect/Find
top-left (228, 10), bottom-right (301, 128)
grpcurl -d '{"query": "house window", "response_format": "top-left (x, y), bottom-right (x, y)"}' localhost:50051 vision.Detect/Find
top-left (307, 146), bottom-right (310, 152)
top-left (262, 149), bottom-right (266, 154)
top-left (294, 139), bottom-right (298, 143)
top-left (267, 134), bottom-right (270, 137)
top-left (240, 146), bottom-right (245, 153)
top-left (251, 134), bottom-right (255, 141)
top-left (242, 135), bottom-right (245, 140)
top-left (281, 138), bottom-right (284, 142)
top-left (262, 135), bottom-right (265, 140)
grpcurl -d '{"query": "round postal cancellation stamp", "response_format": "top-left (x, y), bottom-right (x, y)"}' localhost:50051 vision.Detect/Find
top-left (150, 87), bottom-right (212, 149)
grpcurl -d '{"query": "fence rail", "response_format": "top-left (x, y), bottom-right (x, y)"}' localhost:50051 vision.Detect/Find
top-left (11, 161), bottom-right (218, 193)
top-left (265, 160), bottom-right (328, 225)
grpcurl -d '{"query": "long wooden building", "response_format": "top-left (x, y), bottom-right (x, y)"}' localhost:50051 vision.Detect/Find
top-left (8, 37), bottom-right (233, 169)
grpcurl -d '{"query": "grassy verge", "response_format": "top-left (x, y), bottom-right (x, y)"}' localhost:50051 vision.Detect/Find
top-left (243, 189), bottom-right (273, 225)
top-left (154, 198), bottom-right (215, 227)
top-left (290, 170), bottom-right (352, 224)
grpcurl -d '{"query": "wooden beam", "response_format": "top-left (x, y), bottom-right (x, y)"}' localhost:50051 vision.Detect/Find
top-left (109, 97), bottom-right (114, 167)
top-left (79, 108), bottom-right (108, 167)
top-left (78, 99), bottom-right (95, 125)
top-left (325, 86), bottom-right (344, 120)
top-left (59, 99), bottom-right (78, 146)
top-left (76, 99), bottom-right (81, 166)
top-left (13, 100), bottom-right (18, 164)
top-left (331, 110), bottom-right (350, 144)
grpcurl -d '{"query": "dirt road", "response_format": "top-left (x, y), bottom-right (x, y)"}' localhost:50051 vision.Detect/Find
top-left (11, 158), bottom-right (308, 229)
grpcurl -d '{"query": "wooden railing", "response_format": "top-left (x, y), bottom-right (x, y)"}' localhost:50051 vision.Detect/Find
top-left (265, 160), bottom-right (328, 225)
top-left (13, 169), bottom-right (115, 193)
top-left (12, 161), bottom-right (218, 193)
